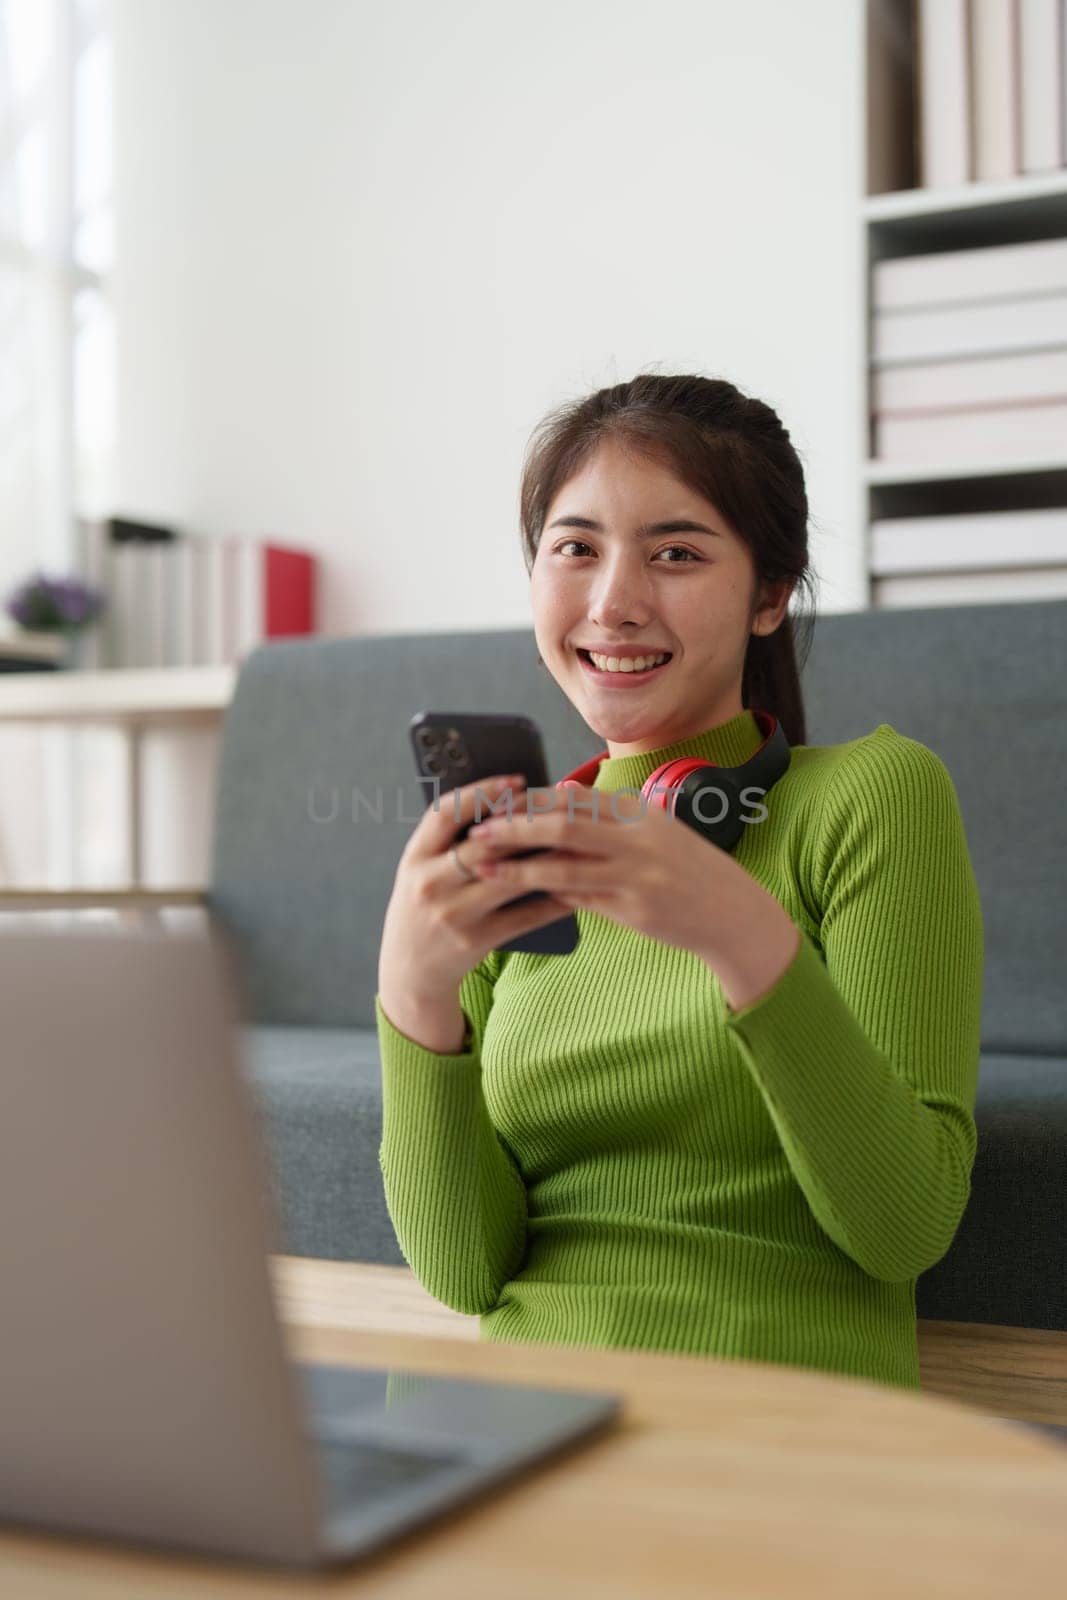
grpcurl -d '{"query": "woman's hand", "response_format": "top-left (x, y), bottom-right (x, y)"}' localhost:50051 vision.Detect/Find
top-left (467, 782), bottom-right (800, 988)
top-left (377, 773), bottom-right (576, 1013)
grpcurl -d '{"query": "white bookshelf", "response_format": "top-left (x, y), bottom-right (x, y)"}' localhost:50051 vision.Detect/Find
top-left (862, 1), bottom-right (1067, 608)
top-left (0, 665), bottom-right (236, 725)
top-left (0, 667), bottom-right (235, 891)
top-left (862, 168), bottom-right (1067, 225)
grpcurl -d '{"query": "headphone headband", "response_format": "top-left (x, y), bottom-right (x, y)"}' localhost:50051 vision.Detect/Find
top-left (559, 709), bottom-right (789, 791)
top-left (556, 708), bottom-right (792, 854)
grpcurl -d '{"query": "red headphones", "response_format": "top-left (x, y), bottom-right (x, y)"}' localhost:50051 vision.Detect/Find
top-left (554, 708), bottom-right (791, 854)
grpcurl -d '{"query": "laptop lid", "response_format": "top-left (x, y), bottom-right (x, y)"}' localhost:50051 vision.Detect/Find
top-left (0, 924), bottom-right (324, 1567)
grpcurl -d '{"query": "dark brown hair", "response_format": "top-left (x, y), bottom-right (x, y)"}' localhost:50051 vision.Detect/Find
top-left (519, 372), bottom-right (818, 747)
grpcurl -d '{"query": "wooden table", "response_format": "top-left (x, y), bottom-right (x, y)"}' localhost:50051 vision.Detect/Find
top-left (2, 1258), bottom-right (1065, 1597)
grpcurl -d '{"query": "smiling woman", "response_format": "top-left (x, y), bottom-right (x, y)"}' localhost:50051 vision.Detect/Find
top-left (521, 373), bottom-right (818, 755)
top-left (374, 371), bottom-right (985, 1396)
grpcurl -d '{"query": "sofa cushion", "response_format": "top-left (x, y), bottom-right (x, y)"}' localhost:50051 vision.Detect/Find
top-left (241, 1025), bottom-right (1067, 1333)
top-left (240, 1025), bottom-right (404, 1266)
top-left (915, 1051), bottom-right (1067, 1331)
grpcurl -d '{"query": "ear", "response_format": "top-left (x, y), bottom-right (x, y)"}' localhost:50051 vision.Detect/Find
top-left (751, 577), bottom-right (795, 638)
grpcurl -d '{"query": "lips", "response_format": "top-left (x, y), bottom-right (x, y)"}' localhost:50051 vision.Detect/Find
top-left (577, 648), bottom-right (673, 685)
top-left (577, 647), bottom-right (672, 660)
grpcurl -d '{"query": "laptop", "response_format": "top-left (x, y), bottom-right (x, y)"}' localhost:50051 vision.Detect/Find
top-left (0, 925), bottom-right (620, 1570)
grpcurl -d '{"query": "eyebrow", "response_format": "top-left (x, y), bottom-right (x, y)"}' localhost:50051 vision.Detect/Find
top-left (546, 515), bottom-right (723, 539)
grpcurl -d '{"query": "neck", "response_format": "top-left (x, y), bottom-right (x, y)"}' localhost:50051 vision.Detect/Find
top-left (592, 708), bottom-right (763, 795)
top-left (605, 697), bottom-right (745, 759)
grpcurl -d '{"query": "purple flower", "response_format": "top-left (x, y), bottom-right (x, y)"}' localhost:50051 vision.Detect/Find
top-left (5, 571), bottom-right (106, 632)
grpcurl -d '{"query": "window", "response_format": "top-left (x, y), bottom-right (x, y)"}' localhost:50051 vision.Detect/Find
top-left (0, 0), bottom-right (114, 886)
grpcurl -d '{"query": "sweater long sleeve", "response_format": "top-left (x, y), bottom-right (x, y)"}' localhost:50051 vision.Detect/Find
top-left (375, 711), bottom-right (984, 1390)
top-left (375, 950), bottom-right (526, 1317)
top-left (722, 733), bottom-right (983, 1285)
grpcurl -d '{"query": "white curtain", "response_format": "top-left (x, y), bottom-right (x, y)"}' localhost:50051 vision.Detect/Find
top-left (0, 0), bottom-right (114, 886)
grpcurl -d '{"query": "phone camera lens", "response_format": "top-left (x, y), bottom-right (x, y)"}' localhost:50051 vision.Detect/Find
top-left (416, 727), bottom-right (440, 751)
top-left (424, 755), bottom-right (444, 776)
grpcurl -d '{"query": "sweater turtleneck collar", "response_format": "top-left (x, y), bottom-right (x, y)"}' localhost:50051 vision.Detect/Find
top-left (590, 708), bottom-right (764, 795)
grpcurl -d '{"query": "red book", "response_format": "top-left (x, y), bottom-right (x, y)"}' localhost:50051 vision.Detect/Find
top-left (227, 537), bottom-right (318, 662)
top-left (264, 544), bottom-right (315, 636)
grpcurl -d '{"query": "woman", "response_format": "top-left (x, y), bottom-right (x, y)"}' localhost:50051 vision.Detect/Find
top-left (375, 373), bottom-right (984, 1392)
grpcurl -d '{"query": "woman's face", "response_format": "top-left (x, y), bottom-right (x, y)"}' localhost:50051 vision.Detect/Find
top-left (530, 437), bottom-right (791, 757)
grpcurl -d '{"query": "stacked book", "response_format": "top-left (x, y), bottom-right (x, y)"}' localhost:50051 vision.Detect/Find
top-left (871, 234), bottom-right (1067, 464)
top-left (0, 631), bottom-right (66, 673)
top-left (916, 0), bottom-right (1066, 187)
top-left (80, 518), bottom-right (318, 671)
top-left (870, 505), bottom-right (1067, 605)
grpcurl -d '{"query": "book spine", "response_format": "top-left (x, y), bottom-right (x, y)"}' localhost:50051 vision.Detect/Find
top-left (79, 516), bottom-right (111, 669)
top-left (873, 398), bottom-right (1067, 461)
top-left (145, 544), bottom-right (168, 668)
top-left (234, 538), bottom-right (265, 661)
top-left (872, 348), bottom-right (1067, 412)
top-left (918, 0), bottom-right (971, 186)
top-left (220, 537), bottom-right (242, 665)
top-left (110, 544), bottom-right (151, 669)
top-left (1019, 0), bottom-right (1063, 172)
top-left (191, 540), bottom-right (211, 666)
top-left (203, 538), bottom-right (228, 666)
top-left (872, 236), bottom-right (1067, 310)
top-left (103, 518), bottom-right (178, 668)
top-left (873, 568), bottom-right (1067, 607)
top-left (169, 538), bottom-right (193, 667)
top-left (970, 0), bottom-right (1021, 180)
top-left (871, 292), bottom-right (1067, 362)
top-left (870, 507), bottom-right (1067, 572)
top-left (0, 631), bottom-right (67, 663)
top-left (264, 546), bottom-right (316, 637)
top-left (134, 545), bottom-right (156, 668)
top-left (160, 542), bottom-right (183, 668)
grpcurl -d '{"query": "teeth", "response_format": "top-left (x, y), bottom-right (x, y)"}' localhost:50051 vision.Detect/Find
top-left (587, 651), bottom-right (670, 674)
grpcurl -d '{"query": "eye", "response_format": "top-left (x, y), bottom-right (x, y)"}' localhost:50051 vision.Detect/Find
top-left (654, 546), bottom-right (701, 563)
top-left (553, 540), bottom-right (701, 563)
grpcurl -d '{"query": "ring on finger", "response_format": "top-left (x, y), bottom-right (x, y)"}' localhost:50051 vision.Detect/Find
top-left (450, 842), bottom-right (479, 883)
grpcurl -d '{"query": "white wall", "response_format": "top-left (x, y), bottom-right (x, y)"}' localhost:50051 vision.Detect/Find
top-left (112, 0), bottom-right (867, 633)
top-left (2, 0), bottom-right (865, 888)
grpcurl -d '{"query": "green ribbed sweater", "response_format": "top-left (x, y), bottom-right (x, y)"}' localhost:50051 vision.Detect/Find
top-left (374, 709), bottom-right (984, 1391)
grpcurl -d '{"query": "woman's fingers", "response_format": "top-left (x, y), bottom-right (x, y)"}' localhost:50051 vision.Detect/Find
top-left (406, 773), bottom-right (526, 861)
top-left (474, 849), bottom-right (613, 892)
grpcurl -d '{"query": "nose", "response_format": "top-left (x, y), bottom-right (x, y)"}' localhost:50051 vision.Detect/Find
top-left (587, 550), bottom-right (655, 632)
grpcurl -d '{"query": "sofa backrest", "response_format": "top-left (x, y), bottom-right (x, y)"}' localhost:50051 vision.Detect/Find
top-left (800, 596), bottom-right (1066, 1057)
top-left (210, 598), bottom-right (1067, 1049)
top-left (209, 630), bottom-right (595, 1026)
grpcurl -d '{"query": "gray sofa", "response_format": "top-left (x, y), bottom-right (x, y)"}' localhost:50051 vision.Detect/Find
top-left (214, 598), bottom-right (1067, 1334)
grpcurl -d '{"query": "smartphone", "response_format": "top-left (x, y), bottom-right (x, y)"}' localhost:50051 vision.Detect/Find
top-left (408, 711), bottom-right (580, 956)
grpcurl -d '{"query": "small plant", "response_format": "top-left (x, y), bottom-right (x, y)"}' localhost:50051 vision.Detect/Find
top-left (4, 572), bottom-right (106, 633)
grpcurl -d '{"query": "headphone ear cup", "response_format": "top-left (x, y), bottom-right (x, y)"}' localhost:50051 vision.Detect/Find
top-left (562, 716), bottom-right (788, 853)
top-left (673, 769), bottom-right (745, 853)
